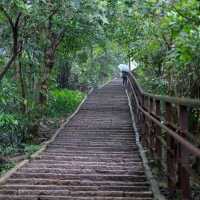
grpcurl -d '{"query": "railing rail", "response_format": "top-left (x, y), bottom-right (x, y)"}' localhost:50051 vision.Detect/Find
top-left (127, 72), bottom-right (200, 200)
top-left (129, 73), bottom-right (200, 107)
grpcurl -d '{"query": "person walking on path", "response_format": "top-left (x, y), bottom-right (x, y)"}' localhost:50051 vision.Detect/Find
top-left (118, 61), bottom-right (138, 87)
top-left (122, 70), bottom-right (128, 86)
top-left (118, 64), bottom-right (129, 87)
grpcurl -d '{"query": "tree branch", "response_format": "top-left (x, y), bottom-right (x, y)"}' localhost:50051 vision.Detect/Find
top-left (54, 28), bottom-right (66, 49)
top-left (0, 6), bottom-right (22, 82)
top-left (0, 54), bottom-right (17, 81)
top-left (15, 12), bottom-right (22, 28)
top-left (0, 43), bottom-right (22, 82)
top-left (48, 8), bottom-right (59, 31)
top-left (12, 13), bottom-right (22, 54)
top-left (161, 33), bottom-right (172, 50)
top-left (173, 6), bottom-right (200, 26)
top-left (0, 5), bottom-right (14, 28)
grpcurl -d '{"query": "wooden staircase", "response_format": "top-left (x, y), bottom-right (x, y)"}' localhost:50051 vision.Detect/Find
top-left (0, 79), bottom-right (153, 200)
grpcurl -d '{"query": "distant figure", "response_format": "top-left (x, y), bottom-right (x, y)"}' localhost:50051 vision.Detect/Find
top-left (118, 61), bottom-right (138, 85)
top-left (122, 70), bottom-right (128, 86)
top-left (118, 64), bottom-right (129, 87)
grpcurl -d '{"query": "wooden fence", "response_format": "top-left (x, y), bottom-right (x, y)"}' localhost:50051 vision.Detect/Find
top-left (127, 72), bottom-right (200, 200)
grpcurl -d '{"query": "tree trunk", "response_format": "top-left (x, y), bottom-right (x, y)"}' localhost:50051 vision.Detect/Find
top-left (38, 16), bottom-right (65, 106)
top-left (0, 9), bottom-right (22, 82)
top-left (57, 61), bottom-right (71, 89)
top-left (18, 55), bottom-right (27, 113)
top-left (39, 47), bottom-right (55, 105)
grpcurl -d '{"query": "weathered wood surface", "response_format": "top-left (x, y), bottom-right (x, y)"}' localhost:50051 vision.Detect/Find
top-left (0, 79), bottom-right (153, 200)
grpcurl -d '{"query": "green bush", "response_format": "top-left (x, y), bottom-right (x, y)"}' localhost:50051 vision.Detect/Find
top-left (24, 144), bottom-right (41, 158)
top-left (0, 113), bottom-right (20, 146)
top-left (0, 161), bottom-right (15, 176)
top-left (0, 113), bottom-right (31, 145)
top-left (48, 89), bottom-right (85, 118)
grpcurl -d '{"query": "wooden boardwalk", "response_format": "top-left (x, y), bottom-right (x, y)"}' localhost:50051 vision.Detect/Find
top-left (0, 79), bottom-right (153, 200)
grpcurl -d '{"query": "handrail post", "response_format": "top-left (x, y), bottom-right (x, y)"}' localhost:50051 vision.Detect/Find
top-left (141, 94), bottom-right (146, 144)
top-left (165, 102), bottom-right (176, 197)
top-left (155, 100), bottom-right (162, 166)
top-left (179, 105), bottom-right (191, 200)
top-left (144, 95), bottom-right (150, 149)
top-left (149, 97), bottom-right (154, 153)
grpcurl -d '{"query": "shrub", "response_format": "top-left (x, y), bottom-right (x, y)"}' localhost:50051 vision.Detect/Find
top-left (0, 113), bottom-right (20, 146)
top-left (48, 89), bottom-right (85, 118)
top-left (0, 161), bottom-right (15, 176)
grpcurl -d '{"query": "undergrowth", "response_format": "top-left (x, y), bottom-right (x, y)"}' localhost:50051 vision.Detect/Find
top-left (0, 89), bottom-right (85, 176)
top-left (48, 89), bottom-right (85, 118)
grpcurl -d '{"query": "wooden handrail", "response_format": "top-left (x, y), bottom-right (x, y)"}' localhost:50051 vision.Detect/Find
top-left (128, 78), bottom-right (200, 158)
top-left (129, 72), bottom-right (200, 107)
top-left (127, 72), bottom-right (200, 200)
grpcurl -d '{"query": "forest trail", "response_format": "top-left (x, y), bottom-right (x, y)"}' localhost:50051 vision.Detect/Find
top-left (0, 79), bottom-right (153, 200)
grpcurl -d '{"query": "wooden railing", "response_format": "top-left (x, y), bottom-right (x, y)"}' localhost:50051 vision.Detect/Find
top-left (127, 72), bottom-right (200, 200)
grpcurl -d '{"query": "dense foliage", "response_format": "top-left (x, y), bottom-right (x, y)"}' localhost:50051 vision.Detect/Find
top-left (114, 0), bottom-right (200, 98)
top-left (0, 0), bottom-right (125, 169)
top-left (48, 89), bottom-right (85, 117)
